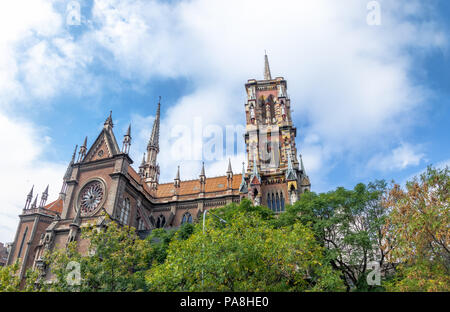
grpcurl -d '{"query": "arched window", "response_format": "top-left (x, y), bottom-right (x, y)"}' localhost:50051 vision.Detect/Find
top-left (276, 193), bottom-right (280, 212)
top-left (181, 212), bottom-right (193, 224)
top-left (119, 198), bottom-right (130, 225)
top-left (137, 217), bottom-right (145, 230)
top-left (17, 227), bottom-right (28, 258)
top-left (156, 215), bottom-right (166, 228)
top-left (280, 192), bottom-right (285, 212)
top-left (271, 193), bottom-right (276, 212)
top-left (267, 194), bottom-right (272, 210)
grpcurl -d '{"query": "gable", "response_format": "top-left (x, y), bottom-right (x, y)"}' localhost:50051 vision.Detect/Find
top-left (83, 128), bottom-right (120, 163)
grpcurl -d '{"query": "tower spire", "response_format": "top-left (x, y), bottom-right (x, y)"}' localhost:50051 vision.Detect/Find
top-left (174, 165), bottom-right (180, 188)
top-left (264, 51), bottom-right (272, 80)
top-left (227, 158), bottom-right (233, 174)
top-left (24, 185), bottom-right (34, 210)
top-left (226, 158), bottom-right (233, 189)
top-left (40, 185), bottom-right (49, 208)
top-left (199, 162), bottom-right (206, 192)
top-left (144, 98), bottom-right (162, 186)
top-left (148, 97), bottom-right (161, 152)
top-left (78, 137), bottom-right (87, 162)
top-left (31, 194), bottom-right (38, 209)
top-left (104, 110), bottom-right (113, 129)
top-left (285, 151), bottom-right (298, 181)
top-left (300, 154), bottom-right (306, 174)
top-left (239, 162), bottom-right (248, 193)
top-left (122, 124), bottom-right (132, 154)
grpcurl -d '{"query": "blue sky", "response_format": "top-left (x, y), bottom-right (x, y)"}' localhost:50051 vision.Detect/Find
top-left (0, 0), bottom-right (449, 242)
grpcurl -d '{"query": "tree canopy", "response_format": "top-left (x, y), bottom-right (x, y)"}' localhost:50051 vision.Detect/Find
top-left (1, 166), bottom-right (448, 292)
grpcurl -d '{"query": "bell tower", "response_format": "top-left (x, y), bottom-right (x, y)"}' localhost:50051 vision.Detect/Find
top-left (242, 53), bottom-right (310, 209)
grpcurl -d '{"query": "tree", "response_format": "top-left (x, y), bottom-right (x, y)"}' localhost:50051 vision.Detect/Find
top-left (384, 166), bottom-right (449, 292)
top-left (37, 217), bottom-right (153, 291)
top-left (31, 214), bottom-right (195, 292)
top-left (145, 203), bottom-right (344, 292)
top-left (0, 262), bottom-right (21, 291)
top-left (0, 261), bottom-right (40, 292)
top-left (276, 181), bottom-right (394, 291)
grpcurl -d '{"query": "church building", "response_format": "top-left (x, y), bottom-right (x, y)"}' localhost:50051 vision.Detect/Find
top-left (6, 55), bottom-right (310, 280)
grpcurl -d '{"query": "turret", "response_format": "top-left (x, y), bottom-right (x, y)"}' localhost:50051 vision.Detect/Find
top-left (239, 162), bottom-right (248, 194)
top-left (78, 137), bottom-right (87, 162)
top-left (174, 166), bottom-right (180, 188)
top-left (144, 97), bottom-right (161, 187)
top-left (24, 186), bottom-right (34, 210)
top-left (104, 110), bottom-right (113, 130)
top-left (226, 158), bottom-right (233, 189)
top-left (39, 185), bottom-right (49, 208)
top-left (122, 124), bottom-right (132, 154)
top-left (199, 162), bottom-right (206, 193)
top-left (60, 145), bottom-right (77, 200)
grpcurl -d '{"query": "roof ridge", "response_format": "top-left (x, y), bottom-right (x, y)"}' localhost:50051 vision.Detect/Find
top-left (158, 173), bottom-right (243, 186)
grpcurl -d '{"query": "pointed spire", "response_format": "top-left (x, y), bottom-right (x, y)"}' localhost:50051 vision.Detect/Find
top-left (140, 153), bottom-right (146, 167)
top-left (199, 162), bottom-right (206, 192)
top-left (71, 145), bottom-right (77, 163)
top-left (64, 145), bottom-right (77, 185)
top-left (148, 97), bottom-right (161, 152)
top-left (24, 185), bottom-right (34, 210)
top-left (200, 161), bottom-right (205, 177)
top-left (78, 137), bottom-right (87, 162)
top-left (31, 194), bottom-right (38, 209)
top-left (300, 154), bottom-right (307, 176)
top-left (40, 185), bottom-right (49, 208)
top-left (27, 185), bottom-right (34, 200)
top-left (264, 51), bottom-right (272, 80)
top-left (227, 158), bottom-right (233, 174)
top-left (104, 110), bottom-right (113, 128)
top-left (174, 165), bottom-right (180, 188)
top-left (251, 153), bottom-right (260, 182)
top-left (226, 158), bottom-right (233, 188)
top-left (42, 185), bottom-right (49, 196)
top-left (285, 152), bottom-right (298, 181)
top-left (122, 124), bottom-right (132, 154)
top-left (239, 162), bottom-right (248, 193)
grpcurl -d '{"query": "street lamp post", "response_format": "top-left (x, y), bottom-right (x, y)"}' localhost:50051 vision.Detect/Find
top-left (201, 209), bottom-right (227, 289)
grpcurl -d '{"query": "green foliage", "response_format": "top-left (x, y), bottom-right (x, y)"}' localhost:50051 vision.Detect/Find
top-left (0, 261), bottom-right (40, 292)
top-left (14, 166), bottom-right (448, 292)
top-left (384, 166), bottom-right (450, 291)
top-left (274, 181), bottom-right (393, 291)
top-left (145, 202), bottom-right (344, 292)
top-left (213, 198), bottom-right (275, 223)
top-left (0, 262), bottom-right (21, 291)
top-left (34, 214), bottom-right (195, 292)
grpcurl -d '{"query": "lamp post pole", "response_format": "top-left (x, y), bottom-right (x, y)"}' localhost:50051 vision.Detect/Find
top-left (201, 209), bottom-right (227, 289)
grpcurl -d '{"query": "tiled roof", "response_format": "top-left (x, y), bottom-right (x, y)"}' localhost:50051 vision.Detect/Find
top-left (44, 199), bottom-right (63, 214)
top-left (127, 165), bottom-right (242, 199)
top-left (156, 174), bottom-right (242, 198)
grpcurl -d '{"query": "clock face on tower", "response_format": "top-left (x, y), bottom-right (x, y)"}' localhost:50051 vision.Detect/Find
top-left (78, 180), bottom-right (105, 216)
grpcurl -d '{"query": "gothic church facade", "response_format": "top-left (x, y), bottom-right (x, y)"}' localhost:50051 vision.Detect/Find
top-left (7, 55), bottom-right (310, 280)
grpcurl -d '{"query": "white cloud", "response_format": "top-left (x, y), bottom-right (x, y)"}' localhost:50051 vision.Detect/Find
top-left (0, 112), bottom-right (66, 243)
top-left (367, 143), bottom-right (425, 172)
top-left (0, 0), bottom-right (448, 240)
top-left (87, 0), bottom-right (446, 188)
